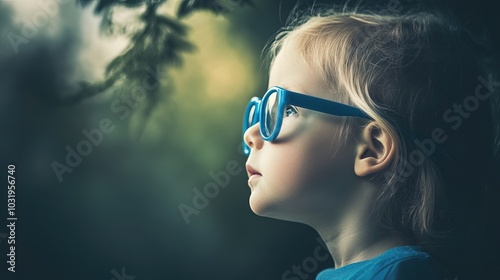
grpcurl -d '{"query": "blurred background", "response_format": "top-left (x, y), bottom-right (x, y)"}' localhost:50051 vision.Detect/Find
top-left (0, 0), bottom-right (498, 279)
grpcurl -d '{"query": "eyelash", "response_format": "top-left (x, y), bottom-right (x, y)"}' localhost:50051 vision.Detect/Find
top-left (284, 105), bottom-right (299, 117)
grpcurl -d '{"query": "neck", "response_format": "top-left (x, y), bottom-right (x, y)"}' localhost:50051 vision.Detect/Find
top-left (317, 224), bottom-right (406, 268)
top-left (310, 185), bottom-right (408, 268)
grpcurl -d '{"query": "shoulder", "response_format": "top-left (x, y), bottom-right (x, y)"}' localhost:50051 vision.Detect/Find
top-left (316, 246), bottom-right (449, 280)
top-left (371, 246), bottom-right (448, 280)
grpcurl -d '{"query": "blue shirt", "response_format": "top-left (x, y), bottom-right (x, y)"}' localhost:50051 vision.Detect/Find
top-left (316, 246), bottom-right (448, 280)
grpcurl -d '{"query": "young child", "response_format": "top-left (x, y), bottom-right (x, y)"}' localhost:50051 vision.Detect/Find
top-left (242, 5), bottom-right (499, 280)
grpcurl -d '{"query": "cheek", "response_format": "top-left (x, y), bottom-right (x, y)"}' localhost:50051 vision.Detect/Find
top-left (249, 141), bottom-right (316, 217)
top-left (252, 124), bottom-right (344, 210)
top-left (274, 145), bottom-right (326, 186)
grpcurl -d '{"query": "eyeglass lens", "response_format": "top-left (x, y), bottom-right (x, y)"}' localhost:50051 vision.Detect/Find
top-left (264, 90), bottom-right (279, 137)
top-left (247, 105), bottom-right (257, 128)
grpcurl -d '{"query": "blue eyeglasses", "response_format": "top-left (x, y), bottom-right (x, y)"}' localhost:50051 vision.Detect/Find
top-left (242, 86), bottom-right (372, 155)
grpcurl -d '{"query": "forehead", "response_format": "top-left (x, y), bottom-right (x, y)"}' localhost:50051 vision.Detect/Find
top-left (268, 37), bottom-right (331, 100)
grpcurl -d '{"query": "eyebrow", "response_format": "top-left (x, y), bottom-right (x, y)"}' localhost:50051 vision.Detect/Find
top-left (271, 82), bottom-right (307, 94)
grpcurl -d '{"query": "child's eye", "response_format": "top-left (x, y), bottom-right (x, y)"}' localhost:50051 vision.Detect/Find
top-left (284, 105), bottom-right (299, 117)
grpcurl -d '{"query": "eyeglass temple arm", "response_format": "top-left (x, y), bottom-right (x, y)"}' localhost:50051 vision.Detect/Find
top-left (288, 92), bottom-right (372, 120)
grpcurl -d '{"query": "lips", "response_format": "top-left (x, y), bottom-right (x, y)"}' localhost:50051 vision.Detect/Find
top-left (246, 164), bottom-right (261, 177)
top-left (246, 163), bottom-right (262, 183)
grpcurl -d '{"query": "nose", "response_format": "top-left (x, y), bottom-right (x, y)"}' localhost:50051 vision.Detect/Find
top-left (243, 123), bottom-right (263, 154)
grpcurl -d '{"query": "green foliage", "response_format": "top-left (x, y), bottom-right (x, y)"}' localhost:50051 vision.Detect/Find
top-left (177, 0), bottom-right (253, 18)
top-left (68, 0), bottom-right (251, 134)
top-left (78, 0), bottom-right (147, 13)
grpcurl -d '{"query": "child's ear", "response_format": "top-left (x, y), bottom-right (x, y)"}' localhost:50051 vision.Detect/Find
top-left (354, 123), bottom-right (396, 177)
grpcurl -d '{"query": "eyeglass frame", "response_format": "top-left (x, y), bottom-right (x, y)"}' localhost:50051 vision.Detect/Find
top-left (242, 86), bottom-right (373, 156)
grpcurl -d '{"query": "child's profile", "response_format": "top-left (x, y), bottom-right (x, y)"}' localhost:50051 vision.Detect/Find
top-left (242, 4), bottom-right (499, 280)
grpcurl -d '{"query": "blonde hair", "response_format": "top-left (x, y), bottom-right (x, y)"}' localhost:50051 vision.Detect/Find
top-left (268, 6), bottom-right (499, 278)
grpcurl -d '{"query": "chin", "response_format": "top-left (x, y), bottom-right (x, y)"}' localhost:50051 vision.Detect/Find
top-left (248, 194), bottom-right (278, 217)
top-left (249, 195), bottom-right (303, 223)
top-left (249, 195), bottom-right (267, 215)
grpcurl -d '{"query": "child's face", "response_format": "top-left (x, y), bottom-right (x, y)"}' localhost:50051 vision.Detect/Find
top-left (244, 39), bottom-right (362, 225)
